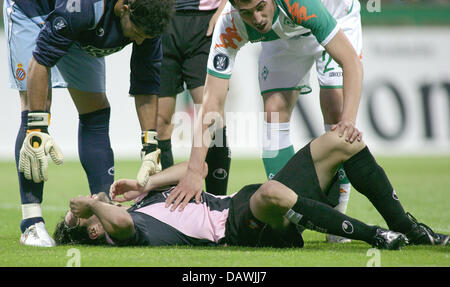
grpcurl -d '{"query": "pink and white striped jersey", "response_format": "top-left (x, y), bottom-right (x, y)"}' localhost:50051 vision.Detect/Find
top-left (107, 187), bottom-right (236, 246)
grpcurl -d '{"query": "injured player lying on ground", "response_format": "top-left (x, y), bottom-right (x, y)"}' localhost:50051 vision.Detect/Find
top-left (53, 130), bottom-right (449, 249)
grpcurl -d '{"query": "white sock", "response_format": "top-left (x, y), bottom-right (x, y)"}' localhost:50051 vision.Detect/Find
top-left (335, 183), bottom-right (351, 214)
top-left (263, 121), bottom-right (292, 151)
top-left (324, 123), bottom-right (351, 214)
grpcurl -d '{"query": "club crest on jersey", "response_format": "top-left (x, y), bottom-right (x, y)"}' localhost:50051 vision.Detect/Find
top-left (213, 54), bottom-right (229, 71)
top-left (15, 64), bottom-right (26, 81)
top-left (261, 66), bottom-right (269, 81)
top-left (282, 17), bottom-right (296, 28)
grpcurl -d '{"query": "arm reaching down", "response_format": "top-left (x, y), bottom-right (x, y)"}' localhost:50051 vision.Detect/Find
top-left (165, 75), bottom-right (229, 211)
top-left (324, 30), bottom-right (364, 143)
top-left (110, 161), bottom-right (209, 202)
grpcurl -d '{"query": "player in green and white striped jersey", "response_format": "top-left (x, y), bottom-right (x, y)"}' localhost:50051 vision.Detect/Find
top-left (169, 0), bottom-right (364, 243)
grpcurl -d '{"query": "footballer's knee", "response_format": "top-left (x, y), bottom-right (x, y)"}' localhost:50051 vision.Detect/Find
top-left (319, 88), bottom-right (343, 125)
top-left (327, 130), bottom-right (366, 159)
top-left (251, 181), bottom-right (295, 227)
top-left (258, 180), bottom-right (295, 209)
top-left (263, 93), bottom-right (295, 123)
top-left (69, 88), bottom-right (109, 114)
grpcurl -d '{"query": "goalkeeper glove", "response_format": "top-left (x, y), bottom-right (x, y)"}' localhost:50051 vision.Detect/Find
top-left (137, 130), bottom-right (161, 187)
top-left (19, 112), bottom-right (64, 183)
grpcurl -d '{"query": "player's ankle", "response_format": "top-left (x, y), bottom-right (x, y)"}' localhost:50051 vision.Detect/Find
top-left (20, 217), bottom-right (45, 233)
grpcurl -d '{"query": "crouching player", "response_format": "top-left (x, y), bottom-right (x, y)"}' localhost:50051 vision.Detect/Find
top-left (55, 130), bottom-right (449, 248)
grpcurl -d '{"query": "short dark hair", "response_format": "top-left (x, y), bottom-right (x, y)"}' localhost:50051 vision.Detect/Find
top-left (54, 192), bottom-right (112, 245)
top-left (229, 0), bottom-right (252, 7)
top-left (125, 0), bottom-right (175, 36)
top-left (53, 218), bottom-right (108, 245)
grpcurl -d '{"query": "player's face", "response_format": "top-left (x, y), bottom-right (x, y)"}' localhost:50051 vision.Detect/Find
top-left (64, 209), bottom-right (105, 240)
top-left (120, 12), bottom-right (153, 45)
top-left (235, 0), bottom-right (275, 33)
top-left (79, 216), bottom-right (105, 240)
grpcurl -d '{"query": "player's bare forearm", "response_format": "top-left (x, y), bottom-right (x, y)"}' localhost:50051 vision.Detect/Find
top-left (133, 94), bottom-right (158, 131)
top-left (27, 56), bottom-right (51, 111)
top-left (164, 75), bottom-right (229, 211)
top-left (207, 0), bottom-right (228, 36)
top-left (189, 74), bottom-right (228, 173)
top-left (89, 200), bottom-right (135, 240)
top-left (325, 30), bottom-right (363, 123)
top-left (112, 162), bottom-right (207, 201)
top-left (145, 162), bottom-right (193, 190)
top-left (325, 30), bottom-right (363, 142)
top-left (218, 0), bottom-right (228, 12)
top-left (341, 55), bottom-right (363, 123)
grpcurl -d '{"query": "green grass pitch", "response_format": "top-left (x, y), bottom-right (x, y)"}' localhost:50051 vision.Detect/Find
top-left (0, 156), bottom-right (449, 267)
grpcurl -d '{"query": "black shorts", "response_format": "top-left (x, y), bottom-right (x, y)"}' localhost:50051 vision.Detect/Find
top-left (160, 10), bottom-right (216, 97)
top-left (272, 143), bottom-right (336, 206)
top-left (225, 184), bottom-right (304, 248)
top-left (224, 143), bottom-right (335, 247)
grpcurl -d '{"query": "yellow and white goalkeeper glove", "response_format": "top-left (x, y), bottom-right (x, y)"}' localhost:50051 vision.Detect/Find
top-left (18, 112), bottom-right (64, 183)
top-left (136, 131), bottom-right (161, 187)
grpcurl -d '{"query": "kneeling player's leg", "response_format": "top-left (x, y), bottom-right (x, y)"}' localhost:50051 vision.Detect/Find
top-left (262, 90), bottom-right (298, 179)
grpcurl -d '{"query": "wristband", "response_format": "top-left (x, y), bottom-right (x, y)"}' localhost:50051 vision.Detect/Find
top-left (27, 111), bottom-right (50, 134)
top-left (141, 130), bottom-right (158, 154)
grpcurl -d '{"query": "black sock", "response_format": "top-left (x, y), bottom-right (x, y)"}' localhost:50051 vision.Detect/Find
top-left (159, 138), bottom-right (174, 170)
top-left (78, 108), bottom-right (114, 195)
top-left (343, 147), bottom-right (414, 234)
top-left (205, 127), bottom-right (231, 196)
top-left (292, 195), bottom-right (378, 245)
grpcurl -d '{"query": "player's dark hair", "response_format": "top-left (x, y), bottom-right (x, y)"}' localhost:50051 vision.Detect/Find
top-left (229, 0), bottom-right (253, 7)
top-left (53, 219), bottom-right (107, 246)
top-left (53, 218), bottom-right (108, 245)
top-left (53, 193), bottom-right (112, 245)
top-left (125, 0), bottom-right (175, 36)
